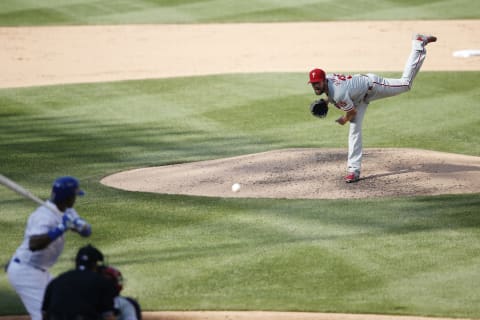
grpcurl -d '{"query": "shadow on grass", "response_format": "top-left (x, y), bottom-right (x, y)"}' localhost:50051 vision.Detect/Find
top-left (0, 288), bottom-right (25, 316)
top-left (220, 194), bottom-right (480, 235)
top-left (0, 113), bottom-right (279, 181)
top-left (362, 164), bottom-right (480, 181)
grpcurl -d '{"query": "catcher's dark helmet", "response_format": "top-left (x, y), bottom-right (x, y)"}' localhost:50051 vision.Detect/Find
top-left (308, 68), bottom-right (326, 84)
top-left (101, 266), bottom-right (124, 295)
top-left (76, 244), bottom-right (104, 270)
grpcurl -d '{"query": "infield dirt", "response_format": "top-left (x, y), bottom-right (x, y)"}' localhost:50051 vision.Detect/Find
top-left (1, 20), bottom-right (479, 89)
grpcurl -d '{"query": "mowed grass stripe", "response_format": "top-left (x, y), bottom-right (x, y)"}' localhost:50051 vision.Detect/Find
top-left (0, 73), bottom-right (479, 317)
top-left (0, 0), bottom-right (479, 25)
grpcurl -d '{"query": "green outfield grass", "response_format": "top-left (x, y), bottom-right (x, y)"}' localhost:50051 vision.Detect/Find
top-left (1, 72), bottom-right (479, 317)
top-left (0, 0), bottom-right (479, 25)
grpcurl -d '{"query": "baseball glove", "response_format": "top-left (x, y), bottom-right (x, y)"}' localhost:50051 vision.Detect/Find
top-left (309, 99), bottom-right (328, 118)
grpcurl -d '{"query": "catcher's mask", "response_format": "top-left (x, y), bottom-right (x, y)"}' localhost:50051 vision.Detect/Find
top-left (101, 266), bottom-right (124, 295)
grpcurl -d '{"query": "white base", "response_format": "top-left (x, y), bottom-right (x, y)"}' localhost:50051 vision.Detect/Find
top-left (453, 49), bottom-right (480, 58)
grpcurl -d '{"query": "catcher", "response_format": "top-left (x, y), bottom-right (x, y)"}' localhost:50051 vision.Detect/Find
top-left (100, 265), bottom-right (142, 320)
top-left (308, 34), bottom-right (437, 183)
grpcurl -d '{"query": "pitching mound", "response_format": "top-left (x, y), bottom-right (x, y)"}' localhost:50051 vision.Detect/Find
top-left (101, 148), bottom-right (480, 199)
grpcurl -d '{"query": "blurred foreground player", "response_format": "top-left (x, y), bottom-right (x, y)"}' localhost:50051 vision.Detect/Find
top-left (42, 244), bottom-right (116, 320)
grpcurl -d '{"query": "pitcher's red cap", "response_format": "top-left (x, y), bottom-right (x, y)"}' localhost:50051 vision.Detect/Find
top-left (308, 68), bottom-right (326, 83)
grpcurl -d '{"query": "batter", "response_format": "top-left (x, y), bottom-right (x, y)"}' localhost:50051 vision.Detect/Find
top-left (6, 176), bottom-right (91, 320)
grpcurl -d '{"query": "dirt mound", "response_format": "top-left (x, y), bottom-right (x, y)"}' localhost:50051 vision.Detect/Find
top-left (101, 148), bottom-right (480, 199)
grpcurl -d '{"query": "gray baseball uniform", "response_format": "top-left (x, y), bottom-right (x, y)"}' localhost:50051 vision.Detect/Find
top-left (326, 37), bottom-right (428, 175)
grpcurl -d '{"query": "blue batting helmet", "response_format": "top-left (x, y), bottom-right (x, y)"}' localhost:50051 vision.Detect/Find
top-left (51, 176), bottom-right (85, 203)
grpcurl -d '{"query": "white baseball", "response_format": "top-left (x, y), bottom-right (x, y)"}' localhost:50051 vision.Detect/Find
top-left (231, 183), bottom-right (241, 192)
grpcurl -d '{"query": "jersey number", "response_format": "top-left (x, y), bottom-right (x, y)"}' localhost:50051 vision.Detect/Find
top-left (334, 74), bottom-right (352, 81)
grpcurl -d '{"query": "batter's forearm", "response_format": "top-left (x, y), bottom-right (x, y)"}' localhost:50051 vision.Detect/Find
top-left (29, 234), bottom-right (54, 251)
